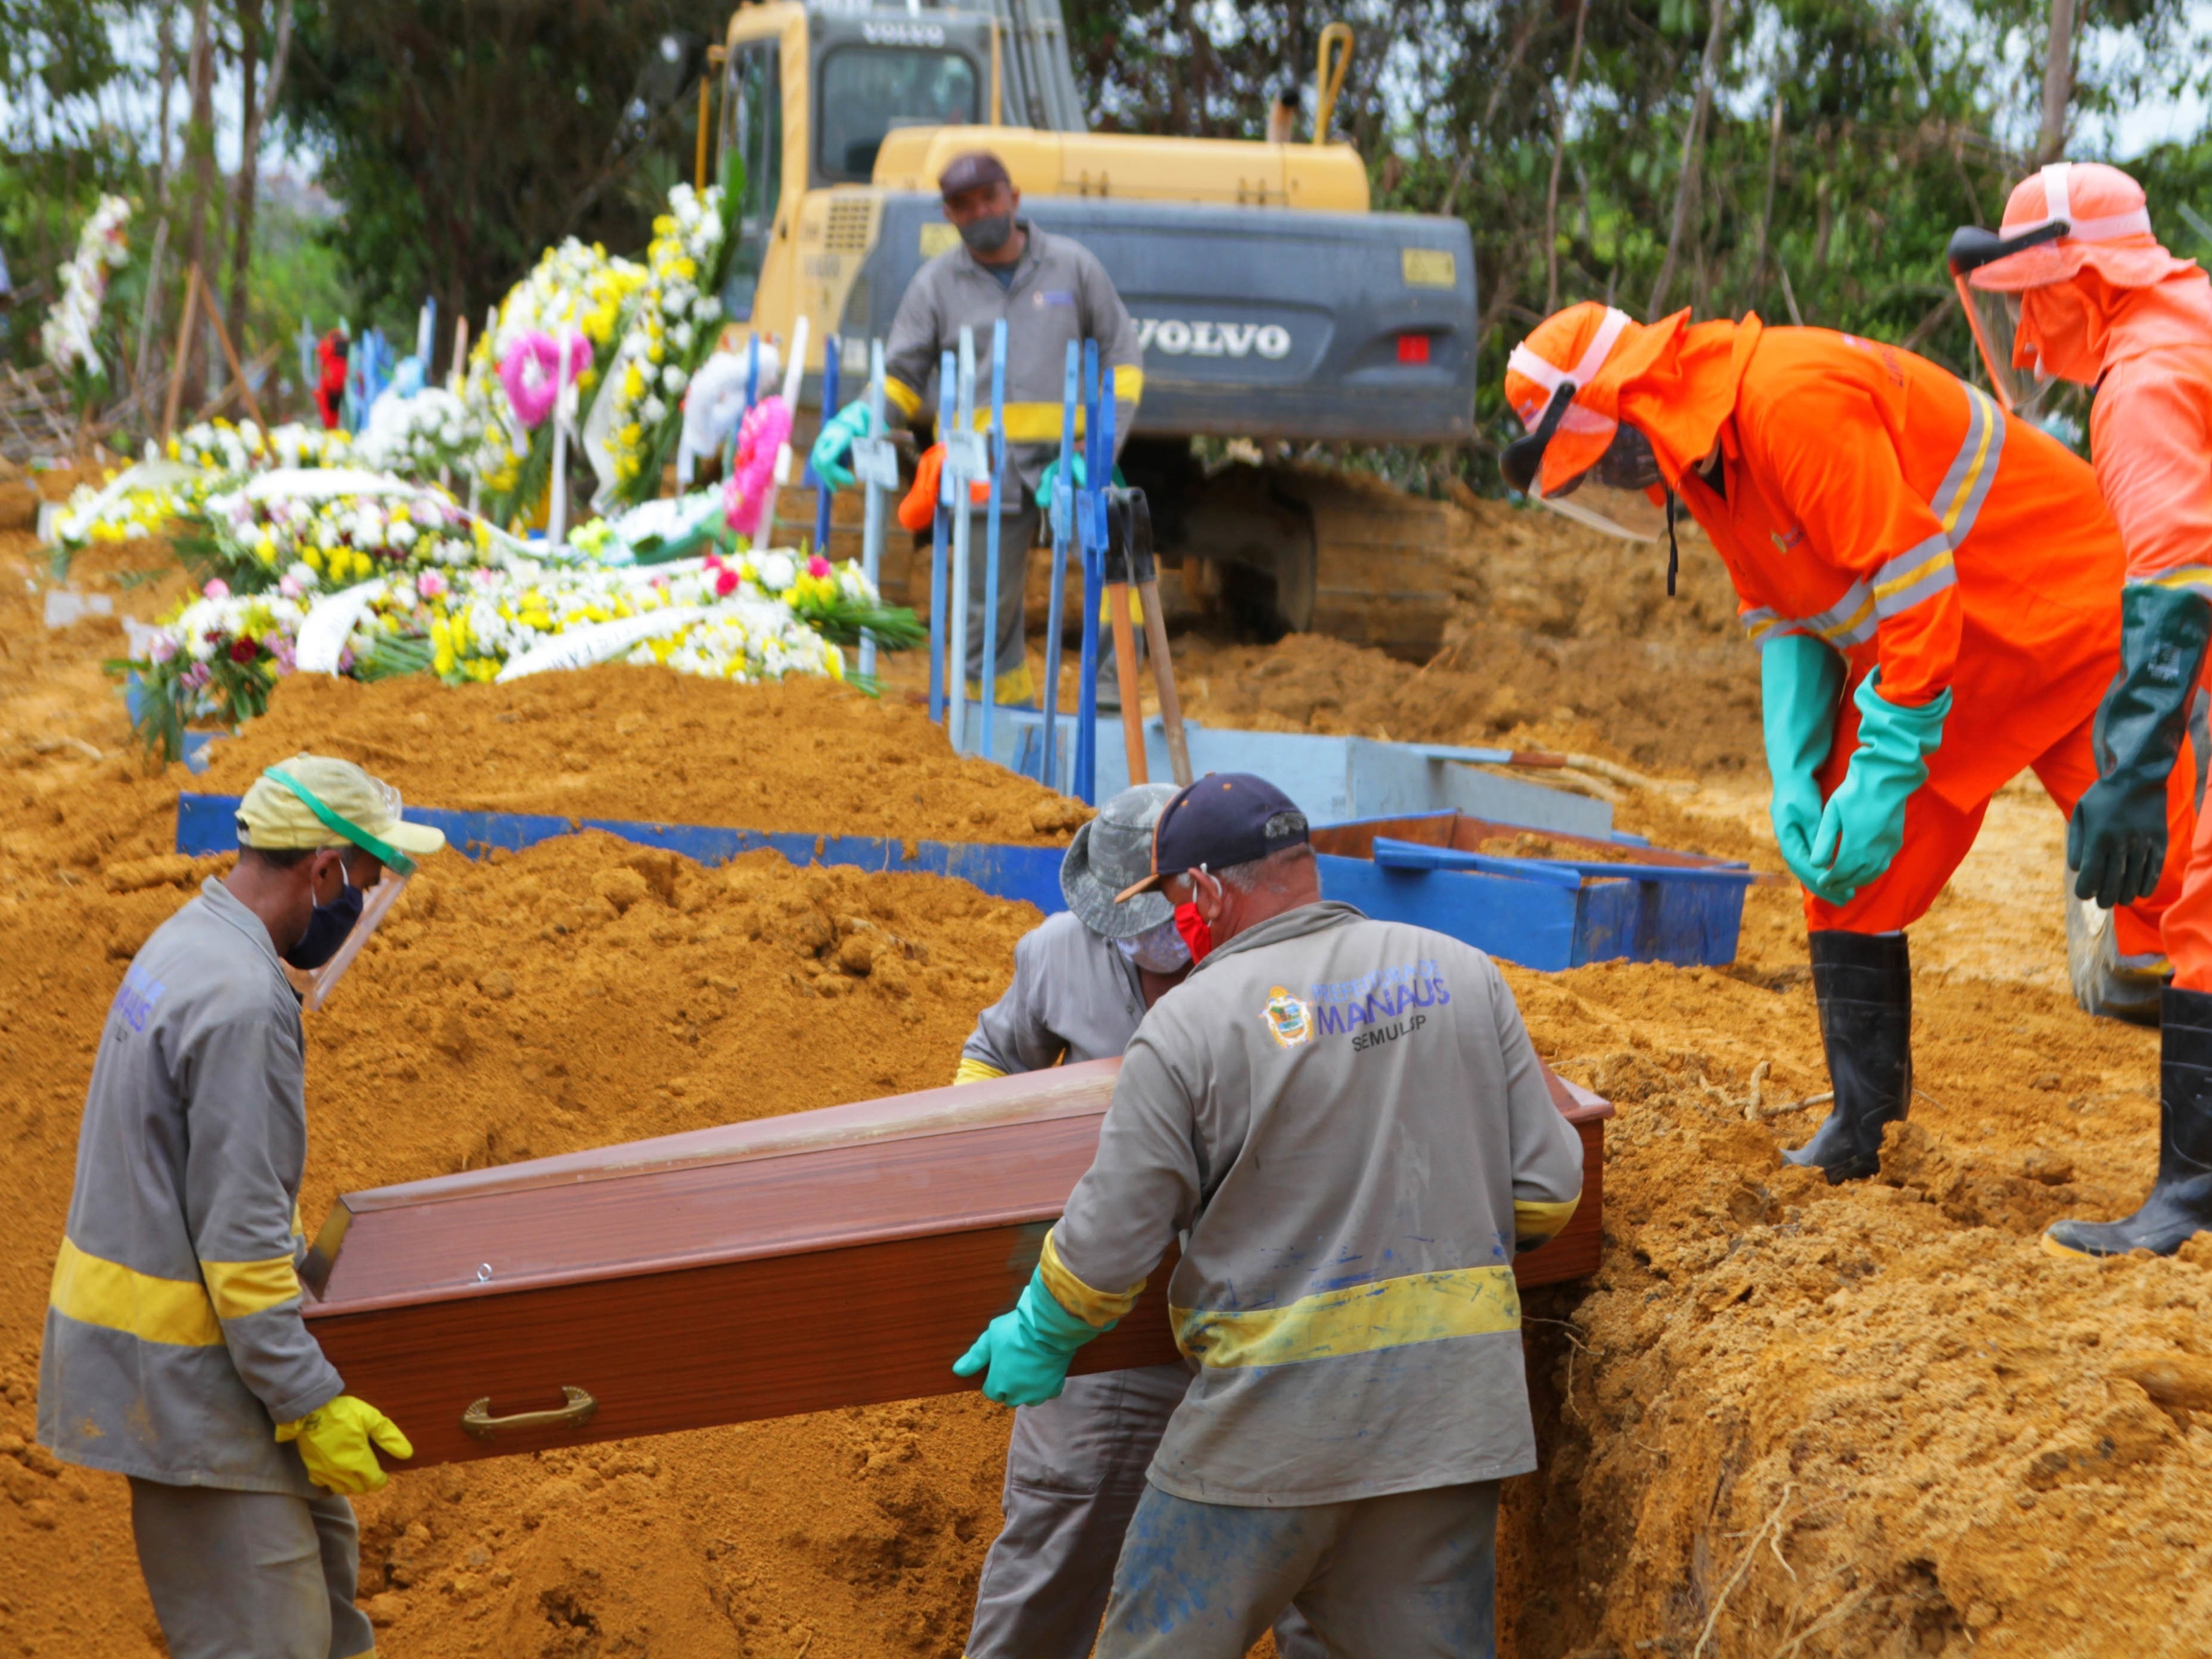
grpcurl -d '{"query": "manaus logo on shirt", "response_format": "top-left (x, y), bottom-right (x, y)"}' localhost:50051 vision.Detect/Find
top-left (1262, 986), bottom-right (1315, 1048)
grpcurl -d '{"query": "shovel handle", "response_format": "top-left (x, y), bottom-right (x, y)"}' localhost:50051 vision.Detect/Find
top-left (1136, 576), bottom-right (1191, 787)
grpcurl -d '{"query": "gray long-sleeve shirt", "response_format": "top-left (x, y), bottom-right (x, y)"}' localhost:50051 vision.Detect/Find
top-left (883, 222), bottom-right (1144, 492)
top-left (1045, 900), bottom-right (1585, 1508)
top-left (40, 878), bottom-right (342, 1494)
top-left (961, 909), bottom-right (1150, 1076)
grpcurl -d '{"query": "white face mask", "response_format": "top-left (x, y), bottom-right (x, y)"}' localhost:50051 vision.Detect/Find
top-left (1116, 918), bottom-right (1192, 974)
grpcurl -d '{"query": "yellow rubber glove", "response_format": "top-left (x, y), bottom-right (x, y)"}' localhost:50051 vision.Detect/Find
top-left (275, 1395), bottom-right (414, 1495)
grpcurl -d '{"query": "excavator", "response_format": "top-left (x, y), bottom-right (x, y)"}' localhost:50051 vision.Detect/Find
top-left (705, 0), bottom-right (1477, 659)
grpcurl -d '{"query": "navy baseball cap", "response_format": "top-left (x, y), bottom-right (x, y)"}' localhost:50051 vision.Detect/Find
top-left (1116, 773), bottom-right (1309, 900)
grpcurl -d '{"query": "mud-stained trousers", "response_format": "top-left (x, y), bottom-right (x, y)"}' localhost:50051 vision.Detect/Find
top-left (964, 1365), bottom-right (1326, 1659)
top-left (130, 1477), bottom-right (375, 1659)
top-left (1093, 1478), bottom-right (1503, 1659)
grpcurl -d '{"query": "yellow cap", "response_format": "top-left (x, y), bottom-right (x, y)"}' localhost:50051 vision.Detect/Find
top-left (235, 753), bottom-right (446, 869)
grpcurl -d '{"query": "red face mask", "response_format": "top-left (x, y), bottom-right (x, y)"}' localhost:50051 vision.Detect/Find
top-left (1173, 900), bottom-right (1214, 965)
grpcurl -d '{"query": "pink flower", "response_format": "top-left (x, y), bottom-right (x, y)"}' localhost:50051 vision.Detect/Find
top-left (806, 555), bottom-right (832, 579)
top-left (416, 570), bottom-right (449, 600)
top-left (148, 633), bottom-right (178, 664)
top-left (714, 568), bottom-right (739, 597)
top-left (202, 578), bottom-right (230, 599)
top-left (277, 574), bottom-right (304, 599)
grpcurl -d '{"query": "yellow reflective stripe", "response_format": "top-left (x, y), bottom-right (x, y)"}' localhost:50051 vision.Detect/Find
top-left (884, 377), bottom-right (923, 419)
top-left (2143, 568), bottom-right (2212, 598)
top-left (1514, 1195), bottom-right (1581, 1246)
top-left (49, 1237), bottom-right (223, 1348)
top-left (962, 661), bottom-right (1037, 706)
top-left (962, 382), bottom-right (1143, 443)
top-left (1113, 365), bottom-right (1144, 403)
top-left (1040, 1229), bottom-right (1144, 1329)
top-left (201, 1255), bottom-right (304, 1321)
top-left (953, 1057), bottom-right (1007, 1086)
top-left (1174, 1265), bottom-right (1520, 1369)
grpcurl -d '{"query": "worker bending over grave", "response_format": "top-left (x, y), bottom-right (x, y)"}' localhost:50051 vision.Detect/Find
top-left (955, 773), bottom-right (1585, 1656)
top-left (1502, 301), bottom-right (2194, 1186)
top-left (39, 756), bottom-right (444, 1659)
top-left (950, 782), bottom-right (1321, 1659)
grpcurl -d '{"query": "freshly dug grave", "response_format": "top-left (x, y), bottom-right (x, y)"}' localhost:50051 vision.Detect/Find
top-left (1499, 956), bottom-right (2209, 1659)
top-left (190, 669), bottom-right (1091, 846)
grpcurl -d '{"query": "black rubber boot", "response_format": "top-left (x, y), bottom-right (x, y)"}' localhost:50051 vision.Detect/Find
top-left (2045, 986), bottom-right (2212, 1259)
top-left (1784, 930), bottom-right (1913, 1184)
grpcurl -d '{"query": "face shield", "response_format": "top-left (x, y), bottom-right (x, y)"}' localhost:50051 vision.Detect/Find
top-left (1501, 383), bottom-right (1671, 543)
top-left (1947, 221), bottom-right (2068, 417)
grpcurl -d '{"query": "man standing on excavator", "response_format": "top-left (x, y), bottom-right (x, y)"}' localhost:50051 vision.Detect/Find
top-left (810, 148), bottom-right (1144, 705)
top-left (1500, 301), bottom-right (2195, 1186)
top-left (1953, 162), bottom-right (2212, 1259)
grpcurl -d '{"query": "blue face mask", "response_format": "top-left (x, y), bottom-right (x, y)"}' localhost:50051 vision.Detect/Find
top-left (284, 884), bottom-right (364, 970)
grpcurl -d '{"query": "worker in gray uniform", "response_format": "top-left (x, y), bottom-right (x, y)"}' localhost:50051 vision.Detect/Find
top-left (955, 773), bottom-right (1587, 1658)
top-left (812, 148), bottom-right (1144, 705)
top-left (954, 783), bottom-right (1320, 1659)
top-left (40, 755), bottom-right (445, 1659)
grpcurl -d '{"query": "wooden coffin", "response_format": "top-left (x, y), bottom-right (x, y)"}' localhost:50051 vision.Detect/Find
top-left (303, 1060), bottom-right (1613, 1468)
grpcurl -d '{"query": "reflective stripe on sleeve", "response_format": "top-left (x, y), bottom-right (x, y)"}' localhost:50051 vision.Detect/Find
top-left (1872, 534), bottom-right (1958, 619)
top-left (1039, 1229), bottom-right (1144, 1329)
top-left (1113, 366), bottom-right (1144, 403)
top-left (953, 1057), bottom-right (1006, 1086)
top-left (1803, 582), bottom-right (1879, 648)
top-left (1514, 1195), bottom-right (1581, 1247)
top-left (1742, 608), bottom-right (1809, 647)
top-left (1172, 1264), bottom-right (1521, 1369)
top-left (49, 1236), bottom-right (223, 1348)
top-left (200, 1255), bottom-right (305, 1321)
top-left (884, 377), bottom-right (923, 419)
top-left (2140, 568), bottom-right (2212, 601)
top-left (1930, 384), bottom-right (2005, 543)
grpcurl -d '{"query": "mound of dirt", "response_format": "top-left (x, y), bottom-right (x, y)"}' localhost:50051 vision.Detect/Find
top-left (1166, 495), bottom-right (1762, 781)
top-left (191, 668), bottom-right (1091, 847)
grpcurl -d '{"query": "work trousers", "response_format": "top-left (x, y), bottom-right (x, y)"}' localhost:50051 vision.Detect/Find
top-left (1805, 695), bottom-right (2192, 955)
top-left (965, 1365), bottom-right (1324, 1659)
top-left (130, 1476), bottom-right (374, 1659)
top-left (959, 498), bottom-right (1040, 700)
top-left (1094, 1478), bottom-right (1503, 1659)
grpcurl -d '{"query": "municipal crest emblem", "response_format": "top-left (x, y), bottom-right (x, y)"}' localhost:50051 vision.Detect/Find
top-left (1262, 986), bottom-right (1314, 1048)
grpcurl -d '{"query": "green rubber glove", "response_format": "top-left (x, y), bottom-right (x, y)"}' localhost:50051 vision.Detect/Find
top-left (953, 1266), bottom-right (1106, 1407)
top-left (1809, 670), bottom-right (1950, 902)
top-left (807, 399), bottom-right (874, 492)
top-left (2070, 583), bottom-right (2212, 908)
top-left (1037, 457), bottom-right (1126, 496)
top-left (1761, 633), bottom-right (1847, 900)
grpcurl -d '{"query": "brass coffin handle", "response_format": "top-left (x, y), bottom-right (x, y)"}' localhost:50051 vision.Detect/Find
top-left (461, 1385), bottom-right (598, 1442)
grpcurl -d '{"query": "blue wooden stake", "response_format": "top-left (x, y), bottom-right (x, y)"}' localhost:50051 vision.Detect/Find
top-left (1041, 339), bottom-right (1079, 793)
top-left (980, 319), bottom-right (1008, 759)
top-left (809, 335), bottom-right (840, 555)
top-left (928, 344), bottom-right (956, 726)
top-left (1073, 340), bottom-right (1103, 805)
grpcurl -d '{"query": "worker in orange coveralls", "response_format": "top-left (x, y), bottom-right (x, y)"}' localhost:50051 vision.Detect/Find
top-left (1955, 162), bottom-right (2212, 1257)
top-left (313, 329), bottom-right (349, 431)
top-left (1500, 301), bottom-right (2193, 1185)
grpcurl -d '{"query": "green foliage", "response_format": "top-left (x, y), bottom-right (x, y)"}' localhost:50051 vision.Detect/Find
top-left (1063, 0), bottom-right (2212, 492)
top-left (277, 0), bottom-right (732, 332)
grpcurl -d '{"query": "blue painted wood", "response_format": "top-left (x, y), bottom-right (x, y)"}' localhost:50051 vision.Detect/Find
top-left (1312, 854), bottom-right (1581, 971)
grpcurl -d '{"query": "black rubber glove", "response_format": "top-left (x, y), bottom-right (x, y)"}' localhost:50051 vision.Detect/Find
top-left (2068, 583), bottom-right (2212, 908)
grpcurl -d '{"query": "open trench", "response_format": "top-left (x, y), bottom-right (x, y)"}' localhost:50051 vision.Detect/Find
top-left (1, 498), bottom-right (2206, 1658)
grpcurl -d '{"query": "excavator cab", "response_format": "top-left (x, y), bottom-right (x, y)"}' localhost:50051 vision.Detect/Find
top-left (701, 0), bottom-right (1479, 661)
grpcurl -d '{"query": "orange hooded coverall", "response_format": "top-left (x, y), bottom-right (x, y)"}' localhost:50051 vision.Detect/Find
top-left (1507, 304), bottom-right (2192, 944)
top-left (1981, 177), bottom-right (2212, 987)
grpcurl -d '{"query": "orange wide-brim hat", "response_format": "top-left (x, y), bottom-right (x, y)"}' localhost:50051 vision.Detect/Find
top-left (1969, 162), bottom-right (2195, 293)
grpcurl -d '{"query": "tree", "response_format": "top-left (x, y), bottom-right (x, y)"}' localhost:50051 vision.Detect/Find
top-left (277, 0), bottom-right (727, 331)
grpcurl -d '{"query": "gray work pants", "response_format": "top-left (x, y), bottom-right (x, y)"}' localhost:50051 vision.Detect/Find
top-left (130, 1476), bottom-right (374, 1659)
top-left (960, 498), bottom-right (1038, 694)
top-left (965, 1365), bottom-right (1325, 1659)
top-left (1094, 1478), bottom-right (1503, 1659)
